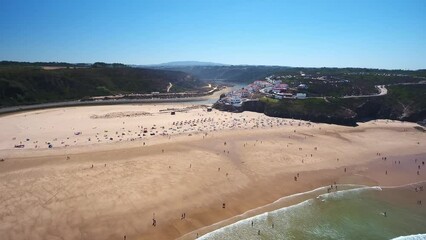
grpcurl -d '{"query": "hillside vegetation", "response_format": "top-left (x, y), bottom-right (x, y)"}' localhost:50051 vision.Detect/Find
top-left (273, 68), bottom-right (425, 97)
top-left (0, 62), bottom-right (203, 107)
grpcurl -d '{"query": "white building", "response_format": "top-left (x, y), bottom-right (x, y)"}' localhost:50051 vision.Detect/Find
top-left (297, 84), bottom-right (307, 89)
top-left (295, 93), bottom-right (307, 99)
top-left (230, 97), bottom-right (242, 106)
top-left (274, 94), bottom-right (283, 99)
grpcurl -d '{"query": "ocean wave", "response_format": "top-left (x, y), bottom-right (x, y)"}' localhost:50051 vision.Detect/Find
top-left (271, 183), bottom-right (367, 204)
top-left (197, 183), bottom-right (426, 240)
top-left (188, 185), bottom-right (349, 239)
top-left (316, 185), bottom-right (382, 201)
top-left (391, 233), bottom-right (426, 240)
top-left (381, 180), bottom-right (426, 190)
top-left (198, 184), bottom-right (381, 239)
top-left (198, 199), bottom-right (310, 240)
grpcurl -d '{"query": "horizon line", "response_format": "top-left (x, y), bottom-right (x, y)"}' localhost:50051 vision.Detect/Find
top-left (1, 59), bottom-right (424, 71)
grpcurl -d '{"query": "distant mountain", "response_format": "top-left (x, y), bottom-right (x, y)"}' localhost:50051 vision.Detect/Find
top-left (149, 65), bottom-right (291, 83)
top-left (146, 61), bottom-right (228, 67)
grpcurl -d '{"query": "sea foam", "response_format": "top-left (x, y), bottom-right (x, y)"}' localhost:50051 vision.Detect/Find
top-left (199, 184), bottom-right (382, 239)
top-left (391, 233), bottom-right (426, 240)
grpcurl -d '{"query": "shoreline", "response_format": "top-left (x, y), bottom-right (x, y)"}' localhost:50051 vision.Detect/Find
top-left (179, 184), bottom-right (367, 239)
top-left (0, 103), bottom-right (424, 240)
top-left (194, 180), bottom-right (426, 240)
top-left (184, 179), bottom-right (426, 240)
top-left (175, 152), bottom-right (426, 240)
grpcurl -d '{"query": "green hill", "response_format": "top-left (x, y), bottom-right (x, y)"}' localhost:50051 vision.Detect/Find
top-left (0, 62), bottom-right (203, 107)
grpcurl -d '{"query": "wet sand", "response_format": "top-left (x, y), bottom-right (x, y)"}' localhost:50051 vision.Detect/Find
top-left (0, 104), bottom-right (425, 240)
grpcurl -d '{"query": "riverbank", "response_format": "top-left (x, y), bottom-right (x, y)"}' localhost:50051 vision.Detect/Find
top-left (0, 97), bottom-right (207, 116)
top-left (0, 103), bottom-right (424, 240)
top-left (0, 85), bottom-right (229, 116)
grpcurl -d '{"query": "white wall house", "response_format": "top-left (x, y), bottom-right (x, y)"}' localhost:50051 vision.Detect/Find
top-left (295, 93), bottom-right (307, 99)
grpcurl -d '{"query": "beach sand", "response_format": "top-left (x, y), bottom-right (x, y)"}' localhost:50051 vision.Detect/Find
top-left (0, 104), bottom-right (425, 240)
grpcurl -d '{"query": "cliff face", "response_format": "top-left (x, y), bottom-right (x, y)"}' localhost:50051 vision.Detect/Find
top-left (214, 97), bottom-right (426, 126)
top-left (354, 98), bottom-right (426, 123)
top-left (242, 100), bottom-right (358, 126)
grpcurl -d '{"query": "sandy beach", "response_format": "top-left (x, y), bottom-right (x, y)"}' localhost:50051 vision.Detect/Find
top-left (0, 104), bottom-right (425, 240)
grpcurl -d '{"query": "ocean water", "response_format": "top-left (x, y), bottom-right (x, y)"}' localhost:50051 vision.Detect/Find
top-left (200, 184), bottom-right (426, 240)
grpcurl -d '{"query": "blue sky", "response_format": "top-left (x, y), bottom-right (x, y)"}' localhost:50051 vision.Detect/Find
top-left (0, 0), bottom-right (425, 69)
